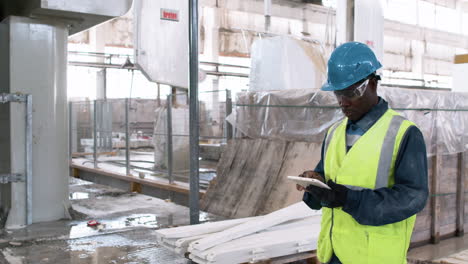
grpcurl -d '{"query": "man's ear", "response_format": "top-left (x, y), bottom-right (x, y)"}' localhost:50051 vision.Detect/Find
top-left (369, 78), bottom-right (378, 92)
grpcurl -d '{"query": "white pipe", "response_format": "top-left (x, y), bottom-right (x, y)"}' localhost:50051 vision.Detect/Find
top-left (264, 0), bottom-right (271, 31)
top-left (264, 0), bottom-right (271, 17)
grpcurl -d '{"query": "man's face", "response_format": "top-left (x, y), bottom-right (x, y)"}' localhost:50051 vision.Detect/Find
top-left (334, 78), bottom-right (378, 121)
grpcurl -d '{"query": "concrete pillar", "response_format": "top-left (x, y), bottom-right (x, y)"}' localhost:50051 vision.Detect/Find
top-left (456, 0), bottom-right (464, 35)
top-left (264, 0), bottom-right (271, 32)
top-left (89, 26), bottom-right (112, 151)
top-left (89, 26), bottom-right (106, 100)
top-left (354, 0), bottom-right (384, 61)
top-left (411, 40), bottom-right (425, 80)
top-left (203, 7), bottom-right (221, 134)
top-left (336, 0), bottom-right (354, 45)
top-left (96, 68), bottom-right (107, 100)
top-left (301, 8), bottom-right (309, 36)
top-left (0, 16), bottom-right (69, 227)
top-left (337, 0), bottom-right (383, 62)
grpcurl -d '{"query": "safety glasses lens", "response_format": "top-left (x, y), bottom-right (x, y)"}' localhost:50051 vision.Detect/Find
top-left (354, 79), bottom-right (369, 97)
top-left (334, 79), bottom-right (369, 100)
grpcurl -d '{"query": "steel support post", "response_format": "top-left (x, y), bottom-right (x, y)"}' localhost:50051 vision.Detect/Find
top-left (166, 95), bottom-right (174, 184)
top-left (225, 90), bottom-right (233, 141)
top-left (125, 98), bottom-right (130, 175)
top-left (25, 95), bottom-right (33, 225)
top-left (189, 0), bottom-right (200, 225)
top-left (93, 100), bottom-right (98, 168)
top-left (68, 101), bottom-right (73, 163)
top-left (264, 0), bottom-right (271, 31)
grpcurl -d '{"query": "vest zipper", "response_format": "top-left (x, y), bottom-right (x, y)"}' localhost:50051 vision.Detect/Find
top-left (329, 173), bottom-right (339, 259)
top-left (330, 208), bottom-right (334, 254)
top-left (329, 187), bottom-right (336, 259)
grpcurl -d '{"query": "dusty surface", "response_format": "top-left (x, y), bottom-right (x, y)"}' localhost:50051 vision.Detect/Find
top-left (0, 178), bottom-right (222, 264)
top-left (408, 235), bottom-right (468, 264)
top-left (0, 228), bottom-right (188, 264)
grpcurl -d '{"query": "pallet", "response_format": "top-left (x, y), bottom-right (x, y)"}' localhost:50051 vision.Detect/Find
top-left (263, 252), bottom-right (319, 264)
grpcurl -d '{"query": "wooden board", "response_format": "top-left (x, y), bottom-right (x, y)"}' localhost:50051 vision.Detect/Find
top-left (431, 154), bottom-right (441, 244)
top-left (454, 54), bottom-right (468, 64)
top-left (456, 152), bottom-right (465, 236)
top-left (412, 152), bottom-right (465, 245)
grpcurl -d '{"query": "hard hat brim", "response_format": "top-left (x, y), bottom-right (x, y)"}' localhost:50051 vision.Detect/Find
top-left (321, 82), bottom-right (336, 91)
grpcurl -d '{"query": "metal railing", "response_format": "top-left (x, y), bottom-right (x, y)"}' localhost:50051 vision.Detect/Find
top-left (69, 90), bottom-right (233, 187)
top-left (0, 93), bottom-right (33, 225)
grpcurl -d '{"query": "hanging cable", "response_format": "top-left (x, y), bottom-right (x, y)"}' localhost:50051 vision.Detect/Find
top-left (128, 68), bottom-right (135, 109)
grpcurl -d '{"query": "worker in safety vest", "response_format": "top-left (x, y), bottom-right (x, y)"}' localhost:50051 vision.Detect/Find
top-left (297, 42), bottom-right (428, 264)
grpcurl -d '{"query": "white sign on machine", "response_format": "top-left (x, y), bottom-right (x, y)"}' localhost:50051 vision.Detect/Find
top-left (134, 0), bottom-right (189, 88)
top-left (160, 8), bottom-right (179, 21)
top-left (336, 0), bottom-right (384, 62)
top-left (354, 0), bottom-right (384, 61)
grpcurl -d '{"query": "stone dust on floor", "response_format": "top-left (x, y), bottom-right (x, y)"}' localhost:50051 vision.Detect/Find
top-left (0, 177), bottom-right (222, 264)
top-left (408, 234), bottom-right (468, 264)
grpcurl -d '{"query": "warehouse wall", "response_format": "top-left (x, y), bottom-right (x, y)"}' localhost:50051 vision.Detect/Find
top-left (68, 0), bottom-right (468, 88)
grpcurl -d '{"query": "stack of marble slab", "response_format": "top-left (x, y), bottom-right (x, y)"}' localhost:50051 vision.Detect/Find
top-left (215, 86), bottom-right (468, 246)
top-left (230, 86), bottom-right (468, 156)
top-left (155, 202), bottom-right (321, 263)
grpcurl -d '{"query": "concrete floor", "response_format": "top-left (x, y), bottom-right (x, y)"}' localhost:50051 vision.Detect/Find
top-left (408, 235), bottom-right (468, 263)
top-left (0, 178), bottom-right (222, 264)
top-left (7, 177), bottom-right (466, 264)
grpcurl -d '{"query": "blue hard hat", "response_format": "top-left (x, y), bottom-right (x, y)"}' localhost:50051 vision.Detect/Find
top-left (321, 42), bottom-right (382, 91)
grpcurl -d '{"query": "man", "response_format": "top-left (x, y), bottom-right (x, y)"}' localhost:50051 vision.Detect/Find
top-left (297, 42), bottom-right (428, 264)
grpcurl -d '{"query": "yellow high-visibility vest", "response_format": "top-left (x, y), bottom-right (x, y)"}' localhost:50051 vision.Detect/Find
top-left (318, 109), bottom-right (416, 264)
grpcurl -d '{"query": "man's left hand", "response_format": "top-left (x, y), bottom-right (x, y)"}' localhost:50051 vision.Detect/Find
top-left (306, 180), bottom-right (349, 208)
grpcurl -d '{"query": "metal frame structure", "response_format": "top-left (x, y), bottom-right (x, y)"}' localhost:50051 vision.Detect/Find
top-left (68, 60), bottom-right (249, 79)
top-left (166, 94), bottom-right (174, 184)
top-left (68, 0), bottom-right (224, 226)
top-left (125, 98), bottom-right (130, 175)
top-left (225, 90), bottom-right (233, 141)
top-left (189, 0), bottom-right (200, 225)
top-left (0, 93), bottom-right (33, 225)
top-left (69, 92), bottom-right (231, 185)
top-left (93, 100), bottom-right (98, 168)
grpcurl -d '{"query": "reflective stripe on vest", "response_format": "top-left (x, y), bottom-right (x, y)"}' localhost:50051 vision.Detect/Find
top-left (375, 115), bottom-right (406, 189)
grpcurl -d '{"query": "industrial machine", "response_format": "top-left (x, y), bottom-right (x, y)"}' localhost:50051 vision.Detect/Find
top-left (0, 0), bottom-right (133, 228)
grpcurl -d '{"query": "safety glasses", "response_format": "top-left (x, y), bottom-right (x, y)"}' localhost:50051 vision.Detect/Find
top-left (333, 79), bottom-right (369, 101)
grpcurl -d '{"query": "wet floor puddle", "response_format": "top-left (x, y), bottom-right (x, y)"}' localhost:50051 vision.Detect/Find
top-left (69, 214), bottom-right (159, 239)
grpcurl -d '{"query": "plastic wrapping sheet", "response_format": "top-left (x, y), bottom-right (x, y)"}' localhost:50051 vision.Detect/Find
top-left (380, 87), bottom-right (468, 156)
top-left (228, 89), bottom-right (342, 143)
top-left (228, 86), bottom-right (468, 156)
top-left (249, 36), bottom-right (326, 92)
top-left (153, 106), bottom-right (190, 171)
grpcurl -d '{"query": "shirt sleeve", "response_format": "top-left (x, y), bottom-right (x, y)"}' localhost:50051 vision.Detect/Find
top-left (342, 126), bottom-right (429, 226)
top-left (302, 135), bottom-right (326, 210)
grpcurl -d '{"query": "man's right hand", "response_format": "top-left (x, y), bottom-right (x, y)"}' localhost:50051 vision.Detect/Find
top-left (295, 170), bottom-right (325, 191)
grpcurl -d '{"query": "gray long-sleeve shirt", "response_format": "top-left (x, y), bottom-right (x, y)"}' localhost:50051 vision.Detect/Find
top-left (303, 98), bottom-right (429, 226)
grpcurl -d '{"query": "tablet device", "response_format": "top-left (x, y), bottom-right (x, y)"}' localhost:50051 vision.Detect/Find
top-left (287, 176), bottom-right (331, 190)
